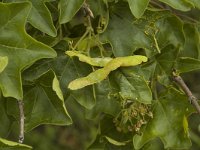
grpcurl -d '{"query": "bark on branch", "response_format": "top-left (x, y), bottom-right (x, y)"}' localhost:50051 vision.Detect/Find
top-left (172, 73), bottom-right (200, 114)
top-left (18, 100), bottom-right (24, 143)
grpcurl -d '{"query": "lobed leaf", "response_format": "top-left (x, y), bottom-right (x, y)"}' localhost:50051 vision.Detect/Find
top-left (7, 70), bottom-right (72, 131)
top-left (110, 69), bottom-right (152, 104)
top-left (24, 70), bottom-right (72, 131)
top-left (3, 0), bottom-right (57, 37)
top-left (0, 2), bottom-right (56, 99)
top-left (133, 88), bottom-right (194, 149)
top-left (100, 2), bottom-right (154, 57)
top-left (27, 0), bottom-right (57, 37)
top-left (23, 50), bottom-right (96, 109)
top-left (155, 16), bottom-right (185, 49)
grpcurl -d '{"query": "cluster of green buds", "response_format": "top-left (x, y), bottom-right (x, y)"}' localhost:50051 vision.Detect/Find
top-left (113, 101), bottom-right (153, 134)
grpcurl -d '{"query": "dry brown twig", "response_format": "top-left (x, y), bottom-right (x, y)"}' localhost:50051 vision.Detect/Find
top-left (18, 100), bottom-right (25, 143)
top-left (172, 72), bottom-right (200, 114)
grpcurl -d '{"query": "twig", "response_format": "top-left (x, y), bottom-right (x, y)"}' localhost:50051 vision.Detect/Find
top-left (150, 0), bottom-right (199, 24)
top-left (18, 100), bottom-right (24, 143)
top-left (149, 0), bottom-right (166, 9)
top-left (72, 1), bottom-right (94, 51)
top-left (82, 2), bottom-right (94, 18)
top-left (172, 73), bottom-right (200, 114)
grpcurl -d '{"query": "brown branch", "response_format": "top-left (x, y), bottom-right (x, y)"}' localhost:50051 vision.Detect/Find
top-left (18, 100), bottom-right (24, 143)
top-left (172, 73), bottom-right (200, 114)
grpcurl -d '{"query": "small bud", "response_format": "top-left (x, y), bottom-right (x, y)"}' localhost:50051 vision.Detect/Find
top-left (116, 127), bottom-right (122, 132)
top-left (148, 112), bottom-right (153, 118)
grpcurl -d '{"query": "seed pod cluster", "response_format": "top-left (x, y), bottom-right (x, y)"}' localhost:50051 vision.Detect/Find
top-left (113, 101), bottom-right (153, 134)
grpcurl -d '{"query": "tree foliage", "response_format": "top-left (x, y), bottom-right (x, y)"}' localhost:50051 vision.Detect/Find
top-left (0, 0), bottom-right (200, 149)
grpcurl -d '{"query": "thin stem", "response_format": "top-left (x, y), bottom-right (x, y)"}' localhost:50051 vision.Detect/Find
top-left (82, 2), bottom-right (94, 18)
top-left (73, 29), bottom-right (90, 50)
top-left (59, 24), bottom-right (63, 40)
top-left (92, 33), bottom-right (105, 57)
top-left (153, 35), bottom-right (161, 53)
top-left (150, 0), bottom-right (199, 24)
top-left (86, 16), bottom-right (93, 55)
top-left (18, 100), bottom-right (25, 143)
top-left (175, 13), bottom-right (200, 24)
top-left (172, 73), bottom-right (200, 114)
top-left (149, 0), bottom-right (166, 9)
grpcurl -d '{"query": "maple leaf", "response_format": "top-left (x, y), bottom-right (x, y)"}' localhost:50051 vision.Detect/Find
top-left (0, 2), bottom-right (56, 99)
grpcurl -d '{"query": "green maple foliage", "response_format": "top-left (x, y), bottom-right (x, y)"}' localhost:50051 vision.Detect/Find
top-left (0, 0), bottom-right (200, 149)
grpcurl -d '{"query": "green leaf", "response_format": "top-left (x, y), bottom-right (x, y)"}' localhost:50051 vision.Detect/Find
top-left (59, 0), bottom-right (84, 24)
top-left (27, 0), bottom-right (57, 37)
top-left (68, 55), bottom-right (148, 90)
top-left (190, 0), bottom-right (200, 9)
top-left (89, 116), bottom-right (134, 150)
top-left (53, 74), bottom-right (64, 100)
top-left (158, 0), bottom-right (193, 11)
top-left (0, 2), bottom-right (56, 99)
top-left (156, 16), bottom-right (185, 49)
top-left (7, 70), bottom-right (72, 131)
top-left (133, 88), bottom-right (194, 149)
top-left (61, 57), bottom-right (96, 109)
top-left (127, 0), bottom-right (150, 18)
top-left (100, 2), bottom-right (153, 57)
top-left (180, 24), bottom-right (200, 58)
top-left (0, 137), bottom-right (32, 150)
top-left (0, 97), bottom-right (12, 137)
top-left (151, 45), bottom-right (180, 86)
top-left (110, 69), bottom-right (152, 104)
top-left (22, 47), bottom-right (96, 109)
top-left (141, 138), bottom-right (164, 150)
top-left (183, 115), bottom-right (189, 135)
top-left (85, 80), bottom-right (121, 119)
top-left (24, 70), bottom-right (72, 131)
top-left (176, 57), bottom-right (200, 73)
top-left (156, 45), bottom-right (179, 74)
top-left (3, 0), bottom-right (57, 37)
top-left (0, 56), bottom-right (8, 73)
